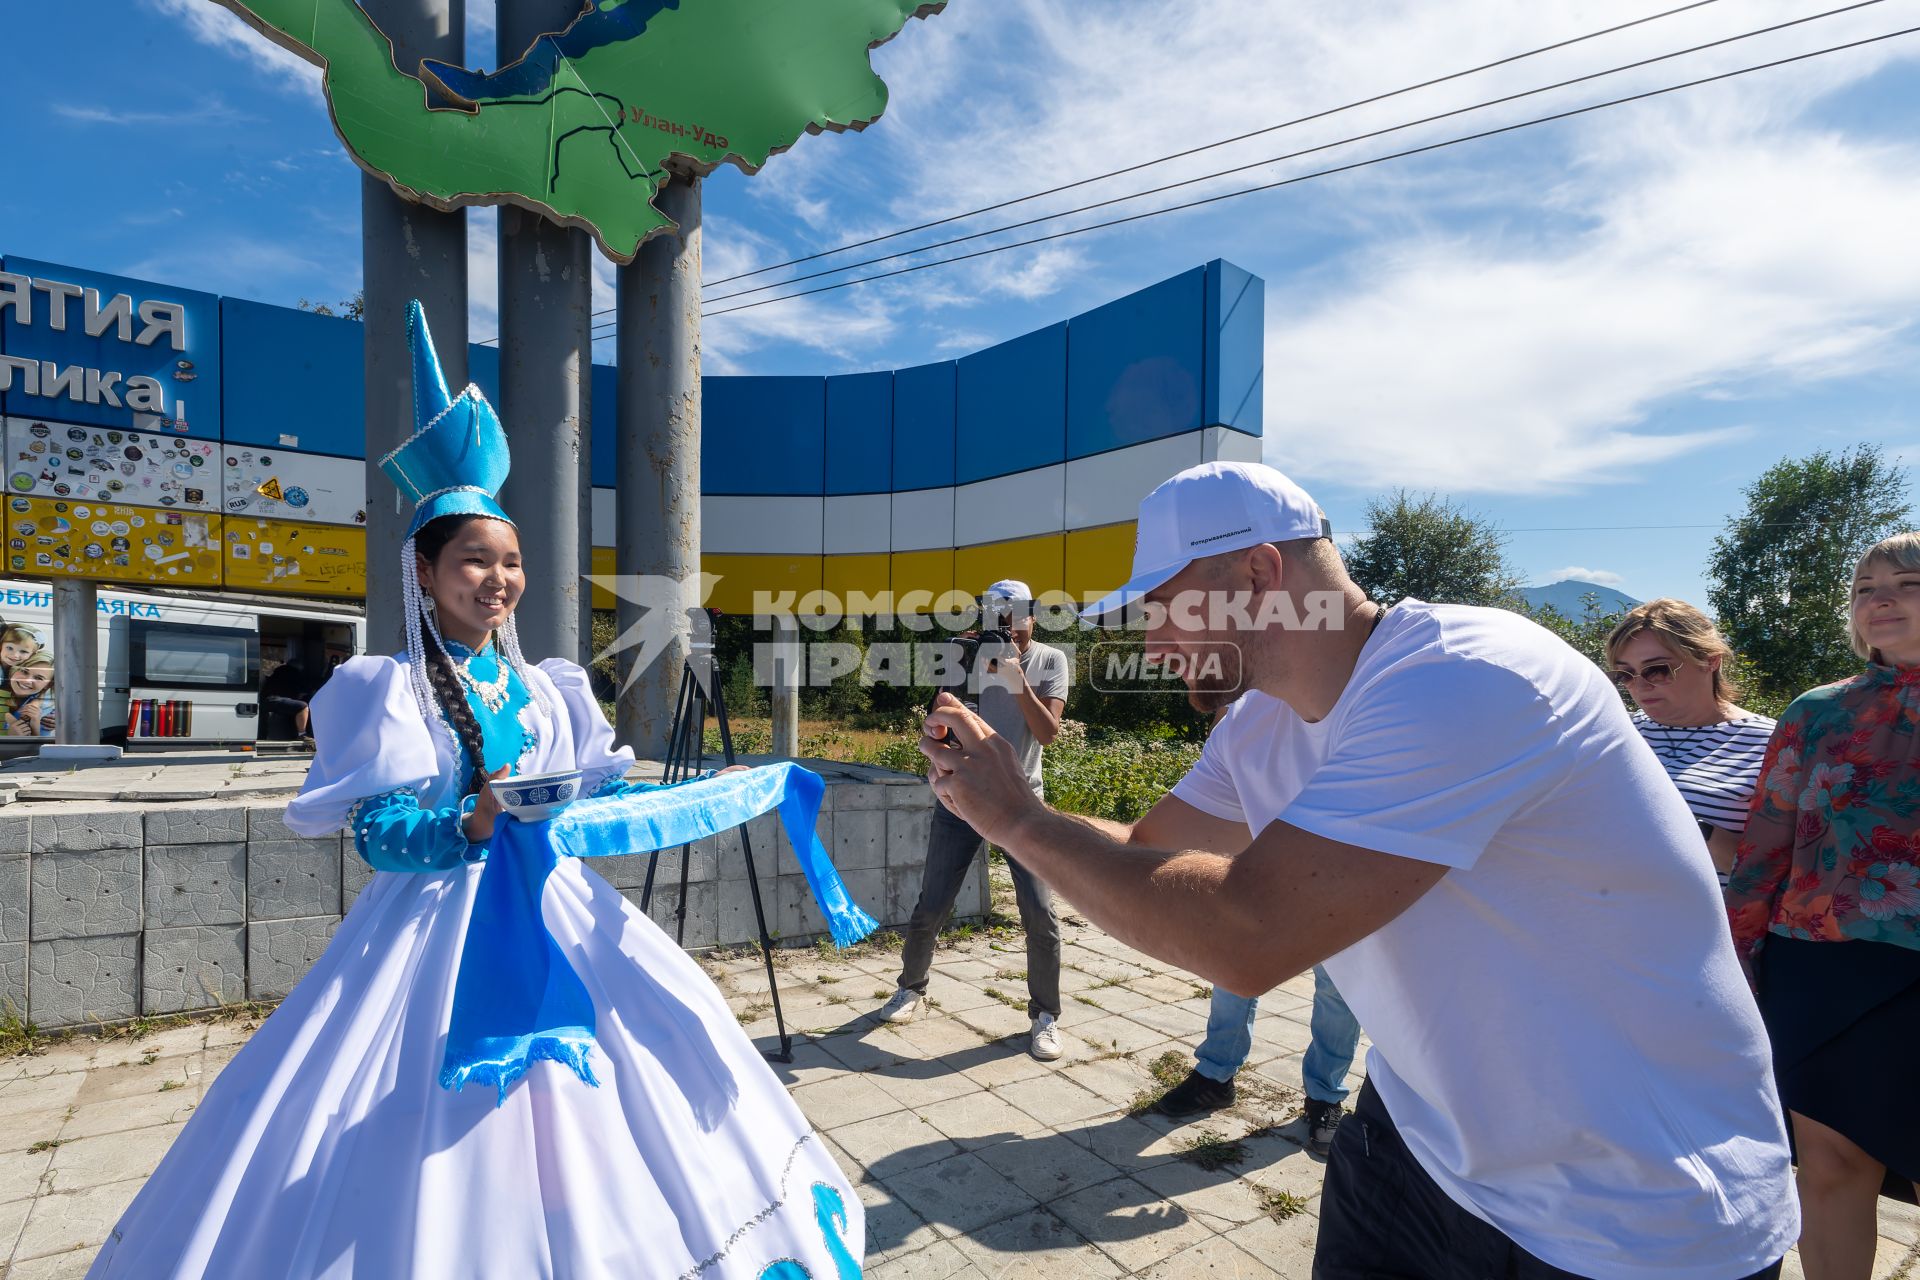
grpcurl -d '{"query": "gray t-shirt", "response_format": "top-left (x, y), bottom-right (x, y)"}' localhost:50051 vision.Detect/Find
top-left (974, 638), bottom-right (1070, 796)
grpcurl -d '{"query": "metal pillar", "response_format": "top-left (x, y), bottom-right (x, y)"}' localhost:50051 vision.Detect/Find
top-left (361, 0), bottom-right (467, 657)
top-left (614, 175), bottom-right (701, 754)
top-left (496, 0), bottom-right (592, 666)
top-left (770, 616), bottom-right (800, 758)
top-left (50, 581), bottom-right (101, 749)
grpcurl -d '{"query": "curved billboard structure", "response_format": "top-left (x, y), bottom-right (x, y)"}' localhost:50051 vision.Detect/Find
top-left (0, 254), bottom-right (1262, 610)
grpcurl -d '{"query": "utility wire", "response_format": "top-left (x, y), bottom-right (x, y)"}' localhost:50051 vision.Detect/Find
top-left (677, 0), bottom-right (1888, 313)
top-left (690, 0), bottom-right (1733, 293)
top-left (694, 22), bottom-right (1920, 321)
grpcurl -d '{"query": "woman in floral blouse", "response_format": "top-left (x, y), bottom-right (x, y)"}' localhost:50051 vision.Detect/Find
top-left (1727, 532), bottom-right (1920, 1277)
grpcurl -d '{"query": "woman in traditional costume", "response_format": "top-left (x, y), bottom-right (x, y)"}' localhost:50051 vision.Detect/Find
top-left (90, 303), bottom-right (871, 1280)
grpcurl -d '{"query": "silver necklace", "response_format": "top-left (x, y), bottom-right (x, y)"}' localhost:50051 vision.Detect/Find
top-left (454, 644), bottom-right (511, 714)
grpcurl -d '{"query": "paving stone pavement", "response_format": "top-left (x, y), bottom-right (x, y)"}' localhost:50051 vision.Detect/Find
top-left (4, 887), bottom-right (1919, 1277)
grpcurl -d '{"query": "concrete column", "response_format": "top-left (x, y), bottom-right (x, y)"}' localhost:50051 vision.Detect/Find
top-left (496, 0), bottom-right (592, 667)
top-left (614, 175), bottom-right (701, 755)
top-left (770, 616), bottom-right (800, 758)
top-left (360, 0), bottom-right (467, 657)
top-left (51, 581), bottom-right (99, 747)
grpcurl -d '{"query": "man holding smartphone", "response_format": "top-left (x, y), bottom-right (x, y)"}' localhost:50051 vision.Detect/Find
top-left (878, 579), bottom-right (1073, 1061)
top-left (917, 464), bottom-right (1796, 1278)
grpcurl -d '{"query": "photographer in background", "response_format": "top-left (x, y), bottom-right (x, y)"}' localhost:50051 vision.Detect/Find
top-left (878, 579), bottom-right (1073, 1060)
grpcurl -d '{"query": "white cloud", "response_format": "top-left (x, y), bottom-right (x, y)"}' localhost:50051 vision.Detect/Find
top-left (975, 245), bottom-right (1086, 301)
top-left (1263, 126), bottom-right (1920, 493)
top-left (146, 0), bottom-right (322, 97)
top-left (53, 97), bottom-right (255, 127)
top-left (1545, 566), bottom-right (1626, 587)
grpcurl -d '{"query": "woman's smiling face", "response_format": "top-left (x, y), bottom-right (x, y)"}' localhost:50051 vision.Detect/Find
top-left (416, 517), bottom-right (524, 649)
top-left (1854, 557), bottom-right (1920, 666)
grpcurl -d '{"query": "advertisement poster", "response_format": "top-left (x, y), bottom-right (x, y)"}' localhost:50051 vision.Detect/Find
top-left (6, 418), bottom-right (220, 511)
top-left (0, 612), bottom-right (54, 738)
top-left (223, 518), bottom-right (366, 598)
top-left (222, 446), bottom-right (366, 527)
top-left (5, 496), bottom-right (222, 586)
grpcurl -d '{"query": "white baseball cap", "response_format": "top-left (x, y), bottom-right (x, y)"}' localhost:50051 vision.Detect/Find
top-left (1081, 462), bottom-right (1331, 625)
top-left (983, 579), bottom-right (1033, 604)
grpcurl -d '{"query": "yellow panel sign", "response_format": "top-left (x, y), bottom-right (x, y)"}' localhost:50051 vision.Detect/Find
top-left (4, 497), bottom-right (222, 586)
top-left (1064, 522), bottom-right (1137, 603)
top-left (955, 533), bottom-right (1066, 599)
top-left (223, 518), bottom-right (367, 598)
top-left (590, 546), bottom-right (615, 609)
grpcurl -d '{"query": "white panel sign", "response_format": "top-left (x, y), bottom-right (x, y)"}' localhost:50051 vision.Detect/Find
top-left (222, 445), bottom-right (366, 527)
top-left (5, 417), bottom-right (219, 511)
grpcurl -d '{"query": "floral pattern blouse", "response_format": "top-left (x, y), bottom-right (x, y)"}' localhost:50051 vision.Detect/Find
top-left (1726, 662), bottom-right (1920, 957)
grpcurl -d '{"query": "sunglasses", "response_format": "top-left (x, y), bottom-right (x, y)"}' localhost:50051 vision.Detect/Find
top-left (1609, 660), bottom-right (1680, 689)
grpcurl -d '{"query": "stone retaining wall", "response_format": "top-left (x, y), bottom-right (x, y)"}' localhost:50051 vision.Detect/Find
top-left (0, 767), bottom-right (967, 1029)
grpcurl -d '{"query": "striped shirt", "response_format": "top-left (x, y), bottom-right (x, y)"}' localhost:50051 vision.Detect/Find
top-left (1630, 710), bottom-right (1777, 833)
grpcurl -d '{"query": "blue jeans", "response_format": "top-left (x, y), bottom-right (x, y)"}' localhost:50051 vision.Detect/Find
top-left (1194, 965), bottom-right (1360, 1104)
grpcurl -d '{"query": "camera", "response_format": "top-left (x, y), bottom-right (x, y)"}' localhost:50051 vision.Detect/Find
top-left (957, 626), bottom-right (1015, 681)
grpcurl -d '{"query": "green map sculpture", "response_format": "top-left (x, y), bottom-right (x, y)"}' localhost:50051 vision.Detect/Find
top-left (214, 0), bottom-right (945, 262)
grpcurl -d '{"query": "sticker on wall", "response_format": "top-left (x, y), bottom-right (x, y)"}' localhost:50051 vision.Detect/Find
top-left (5, 498), bottom-right (221, 587)
top-left (223, 447), bottom-right (365, 526)
top-left (222, 518), bottom-right (365, 598)
top-left (4, 420), bottom-right (219, 512)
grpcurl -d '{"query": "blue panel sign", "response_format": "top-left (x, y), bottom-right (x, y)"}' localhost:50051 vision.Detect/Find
top-left (892, 361), bottom-right (955, 492)
top-left (703, 376), bottom-right (825, 496)
top-left (956, 322), bottom-right (1066, 484)
top-left (1205, 259), bottom-right (1264, 436)
top-left (590, 361), bottom-right (618, 486)
top-left (0, 257), bottom-right (220, 439)
top-left (221, 298), bottom-right (364, 457)
top-left (1067, 267), bottom-right (1204, 458)
top-left (826, 371), bottom-right (892, 495)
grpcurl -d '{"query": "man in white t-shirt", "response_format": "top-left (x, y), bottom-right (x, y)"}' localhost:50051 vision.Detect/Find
top-left (917, 462), bottom-right (1796, 1280)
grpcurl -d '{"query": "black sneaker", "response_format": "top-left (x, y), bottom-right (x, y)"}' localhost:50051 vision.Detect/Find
top-left (1155, 1069), bottom-right (1235, 1117)
top-left (1304, 1098), bottom-right (1345, 1157)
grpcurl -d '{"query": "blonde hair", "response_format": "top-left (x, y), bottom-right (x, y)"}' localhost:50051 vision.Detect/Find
top-left (1850, 532), bottom-right (1920, 660)
top-left (1604, 598), bottom-right (1741, 706)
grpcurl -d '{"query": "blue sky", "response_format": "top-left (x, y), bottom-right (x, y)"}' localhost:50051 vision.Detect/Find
top-left (4, 0), bottom-right (1918, 608)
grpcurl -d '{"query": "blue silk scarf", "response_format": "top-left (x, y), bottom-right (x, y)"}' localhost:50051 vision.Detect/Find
top-left (440, 762), bottom-right (879, 1102)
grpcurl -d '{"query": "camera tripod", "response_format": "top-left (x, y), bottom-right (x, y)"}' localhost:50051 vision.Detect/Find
top-left (642, 644), bottom-right (794, 1064)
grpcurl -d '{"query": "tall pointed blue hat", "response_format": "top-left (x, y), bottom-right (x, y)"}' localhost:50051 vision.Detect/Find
top-left (379, 300), bottom-right (512, 540)
top-left (380, 300), bottom-right (551, 731)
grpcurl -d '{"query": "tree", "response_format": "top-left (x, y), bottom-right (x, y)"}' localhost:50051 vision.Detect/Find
top-left (1708, 444), bottom-right (1911, 702)
top-left (1345, 490), bottom-right (1525, 608)
top-left (295, 290), bottom-right (366, 321)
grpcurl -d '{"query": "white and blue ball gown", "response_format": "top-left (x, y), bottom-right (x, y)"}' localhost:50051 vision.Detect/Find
top-left (88, 641), bottom-right (865, 1279)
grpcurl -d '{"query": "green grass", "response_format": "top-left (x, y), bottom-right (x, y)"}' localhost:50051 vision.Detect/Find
top-left (1258, 1188), bottom-right (1310, 1221)
top-left (981, 988), bottom-right (1024, 1010)
top-left (1127, 1049), bottom-right (1193, 1114)
top-left (1177, 1128), bottom-right (1250, 1172)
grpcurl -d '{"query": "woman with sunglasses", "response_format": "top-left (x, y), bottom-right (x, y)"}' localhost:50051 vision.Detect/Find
top-left (1605, 599), bottom-right (1775, 886)
top-left (1727, 532), bottom-right (1920, 1278)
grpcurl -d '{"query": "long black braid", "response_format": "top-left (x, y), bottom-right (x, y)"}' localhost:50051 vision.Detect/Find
top-left (415, 515), bottom-right (492, 796)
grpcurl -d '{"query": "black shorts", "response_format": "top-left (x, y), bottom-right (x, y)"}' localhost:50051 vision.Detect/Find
top-left (1313, 1081), bottom-right (1783, 1280)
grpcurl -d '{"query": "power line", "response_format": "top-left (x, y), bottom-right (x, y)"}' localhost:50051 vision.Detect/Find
top-left (691, 0), bottom-right (1733, 293)
top-left (676, 0), bottom-right (1888, 314)
top-left (541, 0), bottom-right (1745, 345)
top-left (696, 23), bottom-right (1920, 321)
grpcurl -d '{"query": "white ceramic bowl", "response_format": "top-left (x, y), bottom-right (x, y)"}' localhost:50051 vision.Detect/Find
top-left (490, 768), bottom-right (584, 823)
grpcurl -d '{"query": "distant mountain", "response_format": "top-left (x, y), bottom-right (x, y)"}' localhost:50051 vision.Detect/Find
top-left (1516, 580), bottom-right (1641, 618)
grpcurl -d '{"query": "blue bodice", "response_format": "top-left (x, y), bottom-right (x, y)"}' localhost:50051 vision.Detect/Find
top-left (346, 640), bottom-right (654, 873)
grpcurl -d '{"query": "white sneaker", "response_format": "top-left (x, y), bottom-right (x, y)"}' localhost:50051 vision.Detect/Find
top-left (1030, 1012), bottom-right (1064, 1061)
top-left (879, 988), bottom-right (922, 1024)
